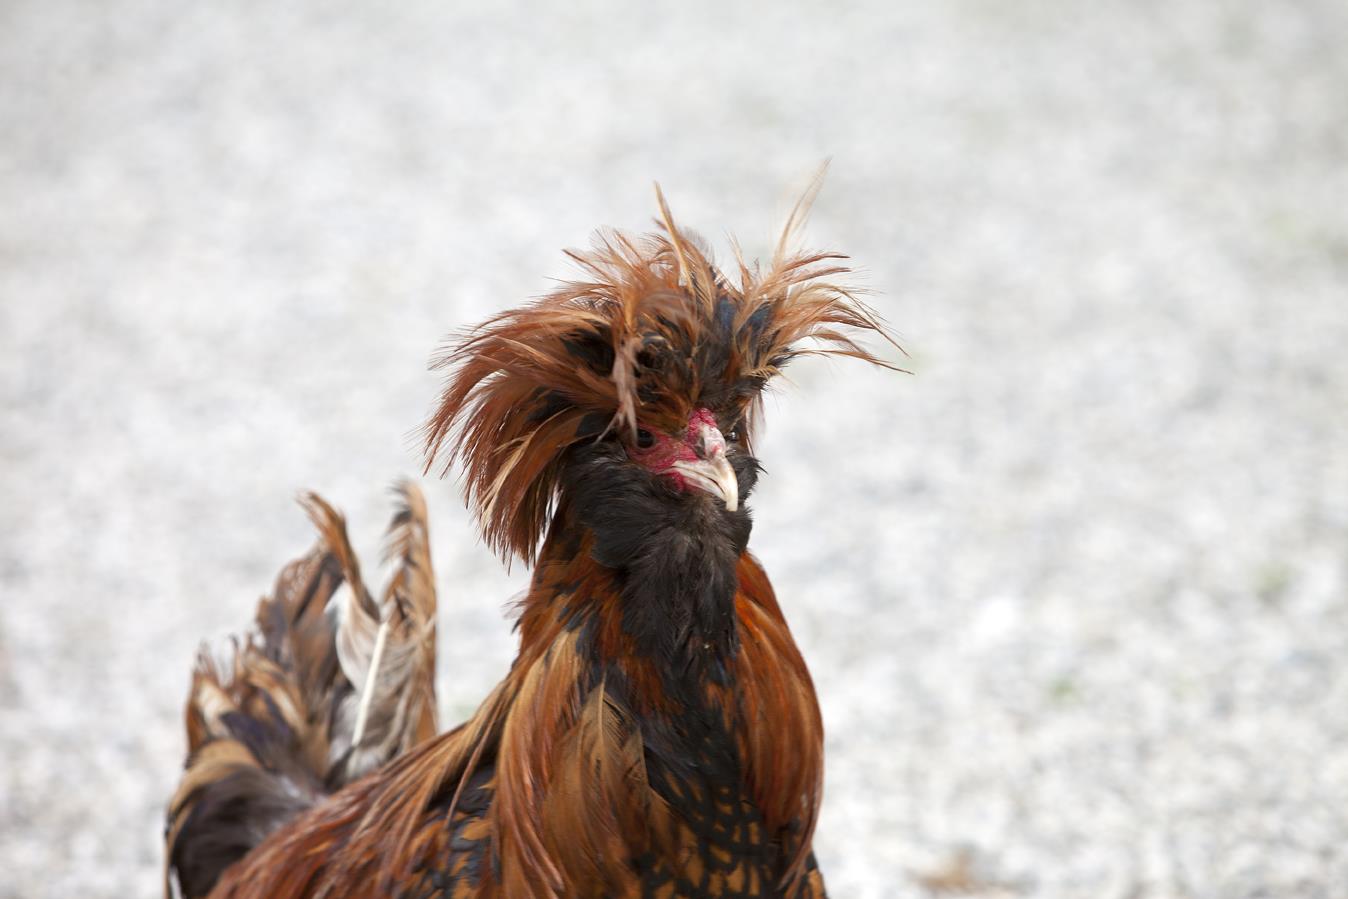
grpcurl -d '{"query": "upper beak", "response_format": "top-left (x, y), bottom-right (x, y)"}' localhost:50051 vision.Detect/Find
top-left (670, 423), bottom-right (739, 512)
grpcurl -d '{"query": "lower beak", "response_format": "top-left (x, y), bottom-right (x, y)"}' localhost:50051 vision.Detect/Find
top-left (671, 455), bottom-right (740, 512)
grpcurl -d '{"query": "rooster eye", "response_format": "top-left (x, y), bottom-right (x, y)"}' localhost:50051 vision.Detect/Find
top-left (635, 428), bottom-right (655, 449)
top-left (726, 428), bottom-right (740, 442)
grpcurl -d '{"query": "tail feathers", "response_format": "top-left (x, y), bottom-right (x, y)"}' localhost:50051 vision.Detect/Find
top-left (166, 656), bottom-right (326, 899)
top-left (166, 484), bottom-right (439, 899)
top-left (327, 480), bottom-right (439, 783)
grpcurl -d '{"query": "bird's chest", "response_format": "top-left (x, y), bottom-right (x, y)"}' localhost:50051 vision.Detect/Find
top-left (634, 711), bottom-right (779, 898)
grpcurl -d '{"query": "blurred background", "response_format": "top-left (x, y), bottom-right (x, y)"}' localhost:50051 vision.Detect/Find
top-left (2, 1), bottom-right (1346, 896)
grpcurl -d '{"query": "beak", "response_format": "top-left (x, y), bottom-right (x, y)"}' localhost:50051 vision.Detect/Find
top-left (671, 423), bottom-right (739, 512)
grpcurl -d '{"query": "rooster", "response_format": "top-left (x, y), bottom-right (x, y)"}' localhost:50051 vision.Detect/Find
top-left (165, 180), bottom-right (899, 898)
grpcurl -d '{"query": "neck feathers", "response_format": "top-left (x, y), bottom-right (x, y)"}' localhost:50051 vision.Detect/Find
top-left (538, 442), bottom-right (755, 673)
top-left (505, 492), bottom-right (823, 894)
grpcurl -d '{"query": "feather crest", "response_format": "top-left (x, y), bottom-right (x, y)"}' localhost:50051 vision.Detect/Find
top-left (423, 181), bottom-right (901, 564)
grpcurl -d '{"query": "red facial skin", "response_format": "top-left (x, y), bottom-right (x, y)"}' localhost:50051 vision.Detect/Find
top-left (626, 407), bottom-right (722, 492)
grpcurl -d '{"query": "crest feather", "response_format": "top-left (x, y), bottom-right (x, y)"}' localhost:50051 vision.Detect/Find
top-left (422, 183), bottom-right (903, 563)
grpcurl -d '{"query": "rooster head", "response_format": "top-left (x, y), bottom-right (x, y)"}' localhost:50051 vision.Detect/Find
top-left (423, 179), bottom-right (901, 563)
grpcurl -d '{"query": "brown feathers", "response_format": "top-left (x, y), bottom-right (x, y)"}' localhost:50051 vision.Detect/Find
top-left (732, 555), bottom-right (825, 893)
top-left (166, 486), bottom-right (440, 899)
top-left (423, 184), bottom-right (900, 564)
top-left (171, 182), bottom-right (889, 899)
top-left (198, 541), bottom-right (828, 899)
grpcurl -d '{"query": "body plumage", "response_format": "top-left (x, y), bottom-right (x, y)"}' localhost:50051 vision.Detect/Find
top-left (166, 181), bottom-right (898, 898)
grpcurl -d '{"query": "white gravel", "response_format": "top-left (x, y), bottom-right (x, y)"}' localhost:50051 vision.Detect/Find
top-left (2, 2), bottom-right (1347, 897)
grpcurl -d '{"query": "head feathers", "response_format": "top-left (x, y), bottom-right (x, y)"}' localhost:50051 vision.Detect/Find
top-left (422, 184), bottom-right (902, 563)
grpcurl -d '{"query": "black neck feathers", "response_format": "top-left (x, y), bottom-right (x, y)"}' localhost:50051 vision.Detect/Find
top-left (560, 442), bottom-right (759, 673)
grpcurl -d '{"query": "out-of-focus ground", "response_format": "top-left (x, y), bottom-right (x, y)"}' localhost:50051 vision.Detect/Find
top-left (2, 2), bottom-right (1347, 896)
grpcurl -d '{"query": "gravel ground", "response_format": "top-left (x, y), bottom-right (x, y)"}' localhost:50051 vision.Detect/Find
top-left (2, 2), bottom-right (1347, 897)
